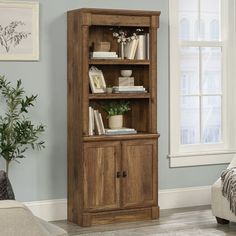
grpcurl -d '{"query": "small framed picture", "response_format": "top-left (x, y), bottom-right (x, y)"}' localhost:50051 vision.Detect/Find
top-left (89, 67), bottom-right (106, 93)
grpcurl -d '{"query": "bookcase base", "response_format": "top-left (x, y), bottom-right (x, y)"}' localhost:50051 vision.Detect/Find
top-left (77, 206), bottom-right (160, 227)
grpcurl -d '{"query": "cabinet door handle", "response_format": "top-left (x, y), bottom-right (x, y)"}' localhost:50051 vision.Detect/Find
top-left (117, 171), bottom-right (122, 178)
top-left (123, 171), bottom-right (127, 178)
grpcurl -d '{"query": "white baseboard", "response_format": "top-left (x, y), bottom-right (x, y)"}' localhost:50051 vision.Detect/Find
top-left (159, 185), bottom-right (211, 209)
top-left (24, 199), bottom-right (67, 221)
top-left (24, 185), bottom-right (211, 221)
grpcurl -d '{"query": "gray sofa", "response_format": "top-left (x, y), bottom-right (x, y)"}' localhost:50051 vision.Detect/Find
top-left (0, 200), bottom-right (68, 236)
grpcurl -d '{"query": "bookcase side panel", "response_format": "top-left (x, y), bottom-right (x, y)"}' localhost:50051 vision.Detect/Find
top-left (68, 11), bottom-right (85, 224)
top-left (149, 23), bottom-right (158, 133)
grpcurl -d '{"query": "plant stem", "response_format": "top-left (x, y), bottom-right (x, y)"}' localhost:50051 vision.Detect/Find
top-left (6, 160), bottom-right (10, 176)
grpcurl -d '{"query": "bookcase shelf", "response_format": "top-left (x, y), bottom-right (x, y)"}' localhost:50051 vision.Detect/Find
top-left (89, 59), bottom-right (150, 65)
top-left (83, 132), bottom-right (160, 142)
top-left (89, 93), bottom-right (151, 100)
top-left (68, 8), bottom-right (160, 227)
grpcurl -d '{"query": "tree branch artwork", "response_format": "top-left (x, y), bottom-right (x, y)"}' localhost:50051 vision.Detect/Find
top-left (0, 21), bottom-right (31, 53)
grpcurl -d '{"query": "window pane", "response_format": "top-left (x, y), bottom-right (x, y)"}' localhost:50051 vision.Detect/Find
top-left (210, 20), bottom-right (220, 40)
top-left (201, 47), bottom-right (221, 94)
top-left (202, 96), bottom-right (221, 143)
top-left (180, 18), bottom-right (190, 40)
top-left (181, 47), bottom-right (199, 95)
top-left (179, 0), bottom-right (198, 41)
top-left (200, 0), bottom-right (220, 41)
top-left (181, 96), bottom-right (200, 144)
top-left (194, 19), bottom-right (206, 41)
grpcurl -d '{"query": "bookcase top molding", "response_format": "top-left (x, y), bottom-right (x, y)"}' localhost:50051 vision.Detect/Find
top-left (68, 8), bottom-right (161, 28)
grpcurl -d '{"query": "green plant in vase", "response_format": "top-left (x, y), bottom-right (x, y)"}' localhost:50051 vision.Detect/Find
top-left (0, 75), bottom-right (45, 175)
top-left (103, 101), bottom-right (131, 129)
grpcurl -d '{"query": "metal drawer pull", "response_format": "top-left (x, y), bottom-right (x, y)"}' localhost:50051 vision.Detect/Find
top-left (117, 171), bottom-right (122, 178)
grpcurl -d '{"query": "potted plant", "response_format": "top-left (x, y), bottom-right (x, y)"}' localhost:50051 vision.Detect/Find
top-left (106, 84), bottom-right (113, 94)
top-left (0, 75), bottom-right (45, 175)
top-left (103, 101), bottom-right (131, 129)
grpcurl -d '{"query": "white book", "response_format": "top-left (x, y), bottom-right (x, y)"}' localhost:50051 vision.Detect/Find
top-left (114, 91), bottom-right (147, 94)
top-left (98, 113), bottom-right (105, 134)
top-left (125, 39), bottom-right (139, 59)
top-left (105, 128), bottom-right (136, 132)
top-left (94, 110), bottom-right (102, 135)
top-left (113, 86), bottom-right (144, 89)
top-left (113, 86), bottom-right (145, 91)
top-left (105, 128), bottom-right (137, 135)
top-left (114, 88), bottom-right (146, 91)
top-left (92, 51), bottom-right (117, 55)
top-left (91, 55), bottom-right (120, 59)
top-left (130, 39), bottom-right (139, 59)
top-left (135, 35), bottom-right (146, 60)
top-left (91, 107), bottom-right (95, 135)
top-left (89, 107), bottom-right (93, 136)
top-left (92, 54), bottom-right (118, 58)
top-left (146, 33), bottom-right (149, 60)
top-left (89, 107), bottom-right (92, 135)
top-left (105, 131), bottom-right (137, 135)
top-left (92, 55), bottom-right (118, 57)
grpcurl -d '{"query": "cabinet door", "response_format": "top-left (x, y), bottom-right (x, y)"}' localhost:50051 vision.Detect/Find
top-left (83, 141), bottom-right (121, 211)
top-left (122, 140), bottom-right (157, 208)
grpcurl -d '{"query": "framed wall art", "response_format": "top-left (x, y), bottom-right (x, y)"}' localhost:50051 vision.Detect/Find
top-left (89, 66), bottom-right (106, 93)
top-left (0, 1), bottom-right (39, 61)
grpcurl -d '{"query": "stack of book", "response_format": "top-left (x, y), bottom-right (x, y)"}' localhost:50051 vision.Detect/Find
top-left (105, 128), bottom-right (137, 135)
top-left (124, 33), bottom-right (149, 60)
top-left (125, 39), bottom-right (139, 59)
top-left (91, 51), bottom-right (118, 59)
top-left (112, 86), bottom-right (147, 93)
top-left (89, 107), bottom-right (105, 135)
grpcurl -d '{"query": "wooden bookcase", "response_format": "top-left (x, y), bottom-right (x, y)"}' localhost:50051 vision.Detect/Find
top-left (67, 8), bottom-right (161, 226)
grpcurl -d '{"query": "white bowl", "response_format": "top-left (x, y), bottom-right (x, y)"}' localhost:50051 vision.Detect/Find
top-left (120, 70), bottom-right (132, 77)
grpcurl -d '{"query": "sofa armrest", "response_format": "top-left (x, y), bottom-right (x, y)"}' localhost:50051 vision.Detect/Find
top-left (228, 156), bottom-right (236, 169)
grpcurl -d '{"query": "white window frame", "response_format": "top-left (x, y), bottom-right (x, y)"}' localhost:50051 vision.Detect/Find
top-left (169, 0), bottom-right (236, 167)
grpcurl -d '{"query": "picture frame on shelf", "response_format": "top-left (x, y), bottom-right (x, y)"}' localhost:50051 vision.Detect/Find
top-left (0, 1), bottom-right (39, 61)
top-left (89, 66), bottom-right (106, 93)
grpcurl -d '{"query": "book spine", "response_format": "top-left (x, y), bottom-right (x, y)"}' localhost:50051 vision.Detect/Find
top-left (94, 110), bottom-right (102, 135)
top-left (135, 35), bottom-right (146, 60)
top-left (105, 131), bottom-right (137, 135)
top-left (146, 33), bottom-right (149, 60)
top-left (89, 107), bottom-right (92, 136)
top-left (130, 39), bottom-right (139, 59)
top-left (105, 128), bottom-right (136, 132)
top-left (125, 39), bottom-right (138, 60)
top-left (91, 107), bottom-right (94, 135)
top-left (92, 52), bottom-right (117, 55)
top-left (113, 86), bottom-right (144, 89)
top-left (98, 113), bottom-right (105, 135)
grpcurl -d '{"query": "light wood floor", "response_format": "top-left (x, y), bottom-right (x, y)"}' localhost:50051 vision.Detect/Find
top-left (53, 206), bottom-right (236, 235)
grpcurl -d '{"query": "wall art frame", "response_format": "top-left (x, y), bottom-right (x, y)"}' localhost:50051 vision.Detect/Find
top-left (0, 1), bottom-right (39, 61)
top-left (89, 66), bottom-right (106, 93)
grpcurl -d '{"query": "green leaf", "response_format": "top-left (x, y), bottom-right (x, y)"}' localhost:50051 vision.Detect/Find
top-left (103, 100), bottom-right (131, 117)
top-left (0, 75), bottom-right (45, 170)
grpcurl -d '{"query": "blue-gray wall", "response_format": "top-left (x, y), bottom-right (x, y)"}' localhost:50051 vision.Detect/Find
top-left (0, 0), bottom-right (227, 202)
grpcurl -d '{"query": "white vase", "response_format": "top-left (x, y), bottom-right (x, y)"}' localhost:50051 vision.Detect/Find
top-left (109, 115), bottom-right (123, 129)
top-left (119, 42), bottom-right (125, 59)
